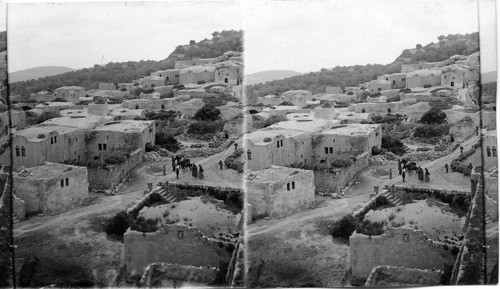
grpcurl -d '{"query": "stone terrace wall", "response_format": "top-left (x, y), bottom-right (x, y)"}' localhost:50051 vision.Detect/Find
top-left (350, 227), bottom-right (458, 283)
top-left (314, 151), bottom-right (369, 195)
top-left (87, 148), bottom-right (142, 190)
top-left (139, 263), bottom-right (219, 287)
top-left (124, 224), bottom-right (234, 276)
top-left (365, 265), bottom-right (443, 286)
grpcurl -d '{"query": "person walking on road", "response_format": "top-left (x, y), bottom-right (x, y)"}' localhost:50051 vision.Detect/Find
top-left (425, 168), bottom-right (430, 182)
top-left (445, 163), bottom-right (449, 173)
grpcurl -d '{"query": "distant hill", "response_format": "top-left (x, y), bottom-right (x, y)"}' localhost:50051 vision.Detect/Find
top-left (9, 66), bottom-right (75, 83)
top-left (481, 71), bottom-right (497, 84)
top-left (10, 30), bottom-right (243, 98)
top-left (245, 70), bottom-right (302, 85)
top-left (247, 32), bottom-right (480, 102)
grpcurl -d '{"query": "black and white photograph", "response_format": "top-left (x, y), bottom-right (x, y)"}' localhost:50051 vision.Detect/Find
top-left (0, 0), bottom-right (498, 288)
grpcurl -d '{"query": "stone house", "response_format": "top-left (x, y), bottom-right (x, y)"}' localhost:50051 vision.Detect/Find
top-left (87, 120), bottom-right (155, 161)
top-left (10, 162), bottom-right (89, 215)
top-left (123, 98), bottom-right (181, 111)
top-left (140, 76), bottom-right (165, 89)
top-left (354, 102), bottom-right (400, 114)
top-left (261, 106), bottom-right (304, 117)
top-left (256, 95), bottom-right (282, 107)
top-left (405, 69), bottom-right (442, 88)
top-left (336, 112), bottom-right (373, 124)
top-left (35, 102), bottom-right (76, 114)
top-left (87, 102), bottom-right (110, 116)
top-left (244, 129), bottom-right (313, 171)
top-left (246, 166), bottom-right (315, 219)
top-left (313, 124), bottom-right (382, 165)
top-left (378, 73), bottom-right (406, 89)
top-left (10, 125), bottom-right (86, 169)
top-left (325, 86), bottom-right (343, 94)
top-left (483, 130), bottom-right (497, 171)
top-left (214, 61), bottom-right (243, 85)
top-left (367, 79), bottom-right (391, 93)
top-left (179, 65), bottom-right (216, 85)
top-left (151, 69), bottom-right (180, 85)
top-left (54, 86), bottom-right (85, 103)
top-left (318, 93), bottom-right (357, 104)
top-left (441, 65), bottom-right (467, 88)
top-left (29, 91), bottom-right (56, 103)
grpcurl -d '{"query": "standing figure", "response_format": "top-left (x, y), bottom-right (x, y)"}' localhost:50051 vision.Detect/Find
top-left (234, 143), bottom-right (238, 151)
top-left (175, 165), bottom-right (180, 179)
top-left (460, 146), bottom-right (464, 155)
top-left (172, 156), bottom-right (176, 172)
top-left (445, 163), bottom-right (449, 173)
top-left (199, 165), bottom-right (204, 179)
top-left (425, 168), bottom-right (430, 182)
top-left (193, 164), bottom-right (198, 178)
top-left (219, 160), bottom-right (223, 170)
top-left (389, 169), bottom-right (392, 179)
top-left (402, 170), bottom-right (406, 182)
top-left (476, 126), bottom-right (479, 136)
top-left (398, 161), bottom-right (402, 175)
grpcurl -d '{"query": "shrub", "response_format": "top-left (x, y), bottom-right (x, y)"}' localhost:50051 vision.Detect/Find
top-left (330, 155), bottom-right (355, 168)
top-left (141, 87), bottom-right (155, 94)
top-left (155, 132), bottom-right (181, 152)
top-left (413, 124), bottom-right (450, 138)
top-left (160, 91), bottom-right (174, 99)
top-left (186, 121), bottom-right (222, 135)
top-left (104, 151), bottom-right (128, 165)
top-left (52, 97), bottom-right (67, 102)
top-left (224, 148), bottom-right (244, 173)
top-left (194, 103), bottom-right (221, 121)
top-left (329, 214), bottom-right (360, 240)
top-left (103, 211), bottom-right (132, 241)
top-left (420, 107), bottom-right (447, 124)
top-left (130, 216), bottom-right (159, 233)
top-left (381, 135), bottom-right (405, 156)
top-left (356, 220), bottom-right (385, 236)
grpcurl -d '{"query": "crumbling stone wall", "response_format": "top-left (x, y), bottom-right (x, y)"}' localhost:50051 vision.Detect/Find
top-left (314, 151), bottom-right (369, 195)
top-left (139, 263), bottom-right (218, 287)
top-left (87, 148), bottom-right (142, 190)
top-left (124, 224), bottom-right (233, 276)
top-left (350, 227), bottom-right (457, 283)
top-left (365, 265), bottom-right (443, 286)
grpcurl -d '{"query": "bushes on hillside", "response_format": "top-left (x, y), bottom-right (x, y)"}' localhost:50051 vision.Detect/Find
top-left (329, 214), bottom-right (360, 240)
top-left (420, 107), bottom-right (447, 124)
top-left (103, 211), bottom-right (132, 241)
top-left (186, 121), bottom-right (223, 135)
top-left (413, 124), bottom-right (450, 138)
top-left (155, 132), bottom-right (180, 152)
top-left (381, 135), bottom-right (405, 156)
top-left (193, 103), bottom-right (221, 121)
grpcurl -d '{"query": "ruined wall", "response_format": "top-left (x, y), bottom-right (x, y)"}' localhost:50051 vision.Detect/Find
top-left (350, 227), bottom-right (457, 282)
top-left (314, 151), bottom-right (369, 195)
top-left (87, 149), bottom-right (142, 190)
top-left (365, 265), bottom-right (443, 286)
top-left (139, 263), bottom-right (218, 287)
top-left (124, 224), bottom-right (233, 276)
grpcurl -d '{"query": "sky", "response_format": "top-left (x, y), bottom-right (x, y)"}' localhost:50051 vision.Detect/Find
top-left (4, 0), bottom-right (498, 75)
top-left (244, 0), bottom-right (495, 74)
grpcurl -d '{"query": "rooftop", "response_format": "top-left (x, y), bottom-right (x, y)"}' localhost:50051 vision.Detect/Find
top-left (406, 69), bottom-right (442, 77)
top-left (320, 124), bottom-right (379, 136)
top-left (35, 102), bottom-right (75, 108)
top-left (93, 120), bottom-right (153, 133)
top-left (179, 65), bottom-right (216, 74)
top-left (14, 125), bottom-right (81, 141)
top-left (42, 115), bottom-right (111, 129)
top-left (14, 162), bottom-right (85, 179)
top-left (336, 111), bottom-right (372, 120)
top-left (268, 119), bottom-right (336, 133)
top-left (262, 106), bottom-right (301, 111)
top-left (244, 129), bottom-right (308, 145)
top-left (55, 86), bottom-right (84, 91)
top-left (246, 165), bottom-right (310, 183)
top-left (369, 79), bottom-right (390, 85)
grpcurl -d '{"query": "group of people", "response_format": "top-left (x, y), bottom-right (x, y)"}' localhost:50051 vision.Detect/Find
top-left (190, 163), bottom-right (204, 179)
top-left (397, 159), bottom-right (430, 183)
top-left (171, 155), bottom-right (204, 180)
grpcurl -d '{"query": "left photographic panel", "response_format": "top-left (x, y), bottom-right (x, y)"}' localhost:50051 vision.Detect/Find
top-left (7, 1), bottom-right (245, 287)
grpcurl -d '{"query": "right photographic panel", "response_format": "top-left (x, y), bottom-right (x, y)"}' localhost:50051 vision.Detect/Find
top-left (243, 0), bottom-right (497, 287)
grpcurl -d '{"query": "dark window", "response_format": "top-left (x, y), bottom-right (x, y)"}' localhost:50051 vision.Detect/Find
top-left (103, 143), bottom-right (107, 150)
top-left (15, 146), bottom-right (20, 157)
top-left (292, 182), bottom-right (295, 189)
top-left (51, 137), bottom-right (53, 144)
top-left (277, 141), bottom-right (280, 148)
top-left (247, 150), bottom-right (252, 160)
top-left (487, 146), bottom-right (491, 157)
top-left (21, 146), bottom-right (26, 157)
top-left (54, 136), bottom-right (57, 143)
top-left (287, 183), bottom-right (290, 191)
top-left (325, 147), bottom-right (328, 154)
top-left (66, 178), bottom-right (69, 186)
top-left (493, 146), bottom-right (497, 157)
top-left (329, 147), bottom-right (333, 154)
top-left (98, 144), bottom-right (102, 151)
top-left (280, 140), bottom-right (283, 147)
top-left (61, 180), bottom-right (64, 187)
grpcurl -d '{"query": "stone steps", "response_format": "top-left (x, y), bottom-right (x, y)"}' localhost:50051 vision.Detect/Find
top-left (380, 190), bottom-right (405, 206)
top-left (159, 189), bottom-right (179, 203)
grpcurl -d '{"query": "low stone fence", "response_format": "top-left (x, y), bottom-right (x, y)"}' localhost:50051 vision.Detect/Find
top-left (139, 263), bottom-right (219, 287)
top-left (365, 265), bottom-right (443, 286)
top-left (87, 148), bottom-right (142, 190)
top-left (352, 190), bottom-right (389, 219)
top-left (314, 151), bottom-right (369, 196)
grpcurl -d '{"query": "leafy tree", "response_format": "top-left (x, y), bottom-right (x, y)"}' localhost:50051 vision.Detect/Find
top-left (155, 132), bottom-right (180, 152)
top-left (420, 107), bottom-right (447, 124)
top-left (193, 103), bottom-right (221, 121)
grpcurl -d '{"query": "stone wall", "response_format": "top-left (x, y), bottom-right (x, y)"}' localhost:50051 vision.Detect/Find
top-left (87, 148), bottom-right (142, 190)
top-left (314, 151), bottom-right (369, 195)
top-left (124, 224), bottom-right (233, 276)
top-left (350, 227), bottom-right (457, 283)
top-left (139, 263), bottom-right (218, 287)
top-left (365, 265), bottom-right (443, 286)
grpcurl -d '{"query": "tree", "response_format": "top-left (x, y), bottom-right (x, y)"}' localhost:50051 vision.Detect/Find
top-left (420, 107), bottom-right (447, 124)
top-left (193, 103), bottom-right (221, 121)
top-left (416, 44), bottom-right (422, 49)
top-left (189, 40), bottom-right (196, 45)
top-left (155, 133), bottom-right (180, 152)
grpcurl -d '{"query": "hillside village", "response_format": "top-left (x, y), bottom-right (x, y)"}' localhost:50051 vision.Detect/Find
top-left (244, 46), bottom-right (498, 287)
top-left (1, 32), bottom-right (246, 287)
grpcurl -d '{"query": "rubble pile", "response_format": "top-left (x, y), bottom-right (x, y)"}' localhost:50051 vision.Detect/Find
top-left (142, 151), bottom-right (171, 162)
top-left (368, 155), bottom-right (396, 165)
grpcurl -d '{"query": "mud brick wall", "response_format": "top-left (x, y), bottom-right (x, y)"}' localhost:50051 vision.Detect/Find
top-left (350, 227), bottom-right (457, 282)
top-left (124, 224), bottom-right (233, 276)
